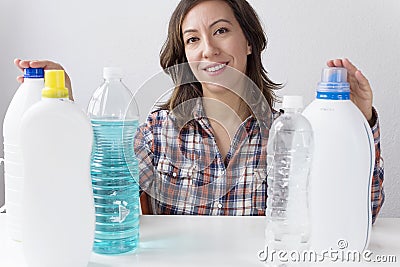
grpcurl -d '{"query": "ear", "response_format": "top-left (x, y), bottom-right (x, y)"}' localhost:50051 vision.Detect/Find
top-left (247, 43), bottom-right (252, 55)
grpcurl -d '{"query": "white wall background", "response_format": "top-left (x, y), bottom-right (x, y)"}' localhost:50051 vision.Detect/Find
top-left (0, 0), bottom-right (399, 217)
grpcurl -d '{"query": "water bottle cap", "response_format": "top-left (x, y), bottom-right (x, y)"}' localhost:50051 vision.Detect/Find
top-left (103, 67), bottom-right (123, 79)
top-left (282, 95), bottom-right (304, 110)
top-left (42, 70), bottom-right (69, 98)
top-left (24, 68), bottom-right (44, 78)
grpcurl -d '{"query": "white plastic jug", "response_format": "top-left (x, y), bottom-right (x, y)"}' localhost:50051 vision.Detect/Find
top-left (302, 67), bottom-right (374, 254)
top-left (20, 70), bottom-right (95, 267)
top-left (3, 68), bottom-right (44, 242)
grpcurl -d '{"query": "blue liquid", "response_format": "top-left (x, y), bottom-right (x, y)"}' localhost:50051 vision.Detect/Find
top-left (90, 119), bottom-right (140, 254)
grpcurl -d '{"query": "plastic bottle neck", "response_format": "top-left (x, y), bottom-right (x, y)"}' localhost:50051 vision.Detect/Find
top-left (42, 97), bottom-right (70, 101)
top-left (282, 108), bottom-right (302, 114)
top-left (105, 77), bottom-right (122, 82)
top-left (24, 77), bottom-right (44, 83)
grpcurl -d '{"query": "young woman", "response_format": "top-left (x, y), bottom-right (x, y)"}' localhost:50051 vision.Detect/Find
top-left (14, 0), bottom-right (384, 219)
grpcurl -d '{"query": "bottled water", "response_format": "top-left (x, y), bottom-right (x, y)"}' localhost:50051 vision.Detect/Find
top-left (90, 119), bottom-right (140, 253)
top-left (303, 67), bottom-right (374, 253)
top-left (265, 96), bottom-right (313, 265)
top-left (3, 68), bottom-right (44, 242)
top-left (20, 70), bottom-right (94, 267)
top-left (88, 67), bottom-right (140, 254)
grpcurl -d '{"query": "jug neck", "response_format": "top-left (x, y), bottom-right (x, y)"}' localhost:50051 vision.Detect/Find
top-left (316, 91), bottom-right (350, 100)
top-left (24, 77), bottom-right (44, 83)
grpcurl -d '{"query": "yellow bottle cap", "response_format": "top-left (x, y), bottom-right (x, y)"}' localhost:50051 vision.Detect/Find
top-left (42, 70), bottom-right (69, 98)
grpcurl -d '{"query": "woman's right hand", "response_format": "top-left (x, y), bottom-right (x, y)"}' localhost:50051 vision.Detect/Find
top-left (14, 58), bottom-right (74, 101)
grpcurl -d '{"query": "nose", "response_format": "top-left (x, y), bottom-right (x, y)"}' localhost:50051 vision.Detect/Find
top-left (202, 38), bottom-right (220, 59)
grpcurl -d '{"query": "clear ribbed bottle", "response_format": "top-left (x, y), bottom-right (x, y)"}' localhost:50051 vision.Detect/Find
top-left (265, 96), bottom-right (313, 266)
top-left (87, 67), bottom-right (140, 254)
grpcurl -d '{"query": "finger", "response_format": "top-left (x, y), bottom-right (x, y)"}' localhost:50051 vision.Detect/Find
top-left (14, 58), bottom-right (24, 72)
top-left (355, 70), bottom-right (370, 88)
top-left (18, 60), bottom-right (32, 69)
top-left (326, 59), bottom-right (346, 68)
top-left (342, 58), bottom-right (358, 76)
top-left (342, 59), bottom-right (361, 90)
top-left (333, 59), bottom-right (344, 68)
top-left (16, 75), bottom-right (24, 83)
top-left (326, 60), bottom-right (335, 67)
top-left (326, 59), bottom-right (342, 68)
top-left (29, 60), bottom-right (64, 70)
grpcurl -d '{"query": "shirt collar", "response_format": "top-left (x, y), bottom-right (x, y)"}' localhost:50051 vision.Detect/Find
top-left (192, 97), bottom-right (274, 129)
top-left (192, 97), bottom-right (207, 121)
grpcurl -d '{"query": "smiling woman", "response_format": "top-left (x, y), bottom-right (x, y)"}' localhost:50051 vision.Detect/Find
top-left (134, 0), bottom-right (284, 215)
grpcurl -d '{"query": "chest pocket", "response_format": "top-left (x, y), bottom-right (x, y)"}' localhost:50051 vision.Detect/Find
top-left (151, 155), bottom-right (193, 209)
top-left (231, 167), bottom-right (266, 215)
top-left (252, 168), bottom-right (267, 214)
top-left (154, 155), bottom-right (219, 212)
top-left (156, 155), bottom-right (194, 185)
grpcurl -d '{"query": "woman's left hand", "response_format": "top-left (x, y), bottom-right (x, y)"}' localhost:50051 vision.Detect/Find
top-left (327, 58), bottom-right (373, 122)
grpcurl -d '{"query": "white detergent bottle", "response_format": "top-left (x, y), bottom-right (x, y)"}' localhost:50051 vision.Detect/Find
top-left (20, 70), bottom-right (95, 267)
top-left (302, 67), bottom-right (374, 254)
top-left (2, 68), bottom-right (44, 242)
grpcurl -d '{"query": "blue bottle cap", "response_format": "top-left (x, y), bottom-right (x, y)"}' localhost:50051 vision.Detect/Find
top-left (24, 68), bottom-right (44, 78)
top-left (316, 67), bottom-right (350, 100)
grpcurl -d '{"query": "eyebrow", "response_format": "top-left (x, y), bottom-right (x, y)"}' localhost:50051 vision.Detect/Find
top-left (182, 19), bottom-right (233, 35)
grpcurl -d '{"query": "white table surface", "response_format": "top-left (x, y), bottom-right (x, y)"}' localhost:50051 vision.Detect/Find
top-left (0, 214), bottom-right (399, 266)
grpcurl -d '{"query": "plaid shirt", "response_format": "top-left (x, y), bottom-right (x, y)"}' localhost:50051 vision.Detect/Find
top-left (134, 100), bottom-right (384, 221)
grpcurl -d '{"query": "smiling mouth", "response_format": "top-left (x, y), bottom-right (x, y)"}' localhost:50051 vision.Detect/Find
top-left (203, 62), bottom-right (228, 73)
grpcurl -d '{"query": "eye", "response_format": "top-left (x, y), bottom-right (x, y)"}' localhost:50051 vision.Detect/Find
top-left (186, 37), bottom-right (199, 44)
top-left (214, 27), bottom-right (229, 35)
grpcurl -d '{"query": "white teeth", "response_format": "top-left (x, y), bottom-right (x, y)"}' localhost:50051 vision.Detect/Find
top-left (206, 64), bottom-right (225, 72)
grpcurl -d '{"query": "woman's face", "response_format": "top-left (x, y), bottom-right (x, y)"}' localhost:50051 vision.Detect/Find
top-left (181, 0), bottom-right (251, 95)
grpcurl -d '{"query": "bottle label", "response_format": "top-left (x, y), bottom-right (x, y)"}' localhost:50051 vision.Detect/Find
top-left (110, 200), bottom-right (130, 223)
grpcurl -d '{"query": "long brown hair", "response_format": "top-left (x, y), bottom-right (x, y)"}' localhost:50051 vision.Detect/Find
top-left (159, 0), bottom-right (281, 112)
